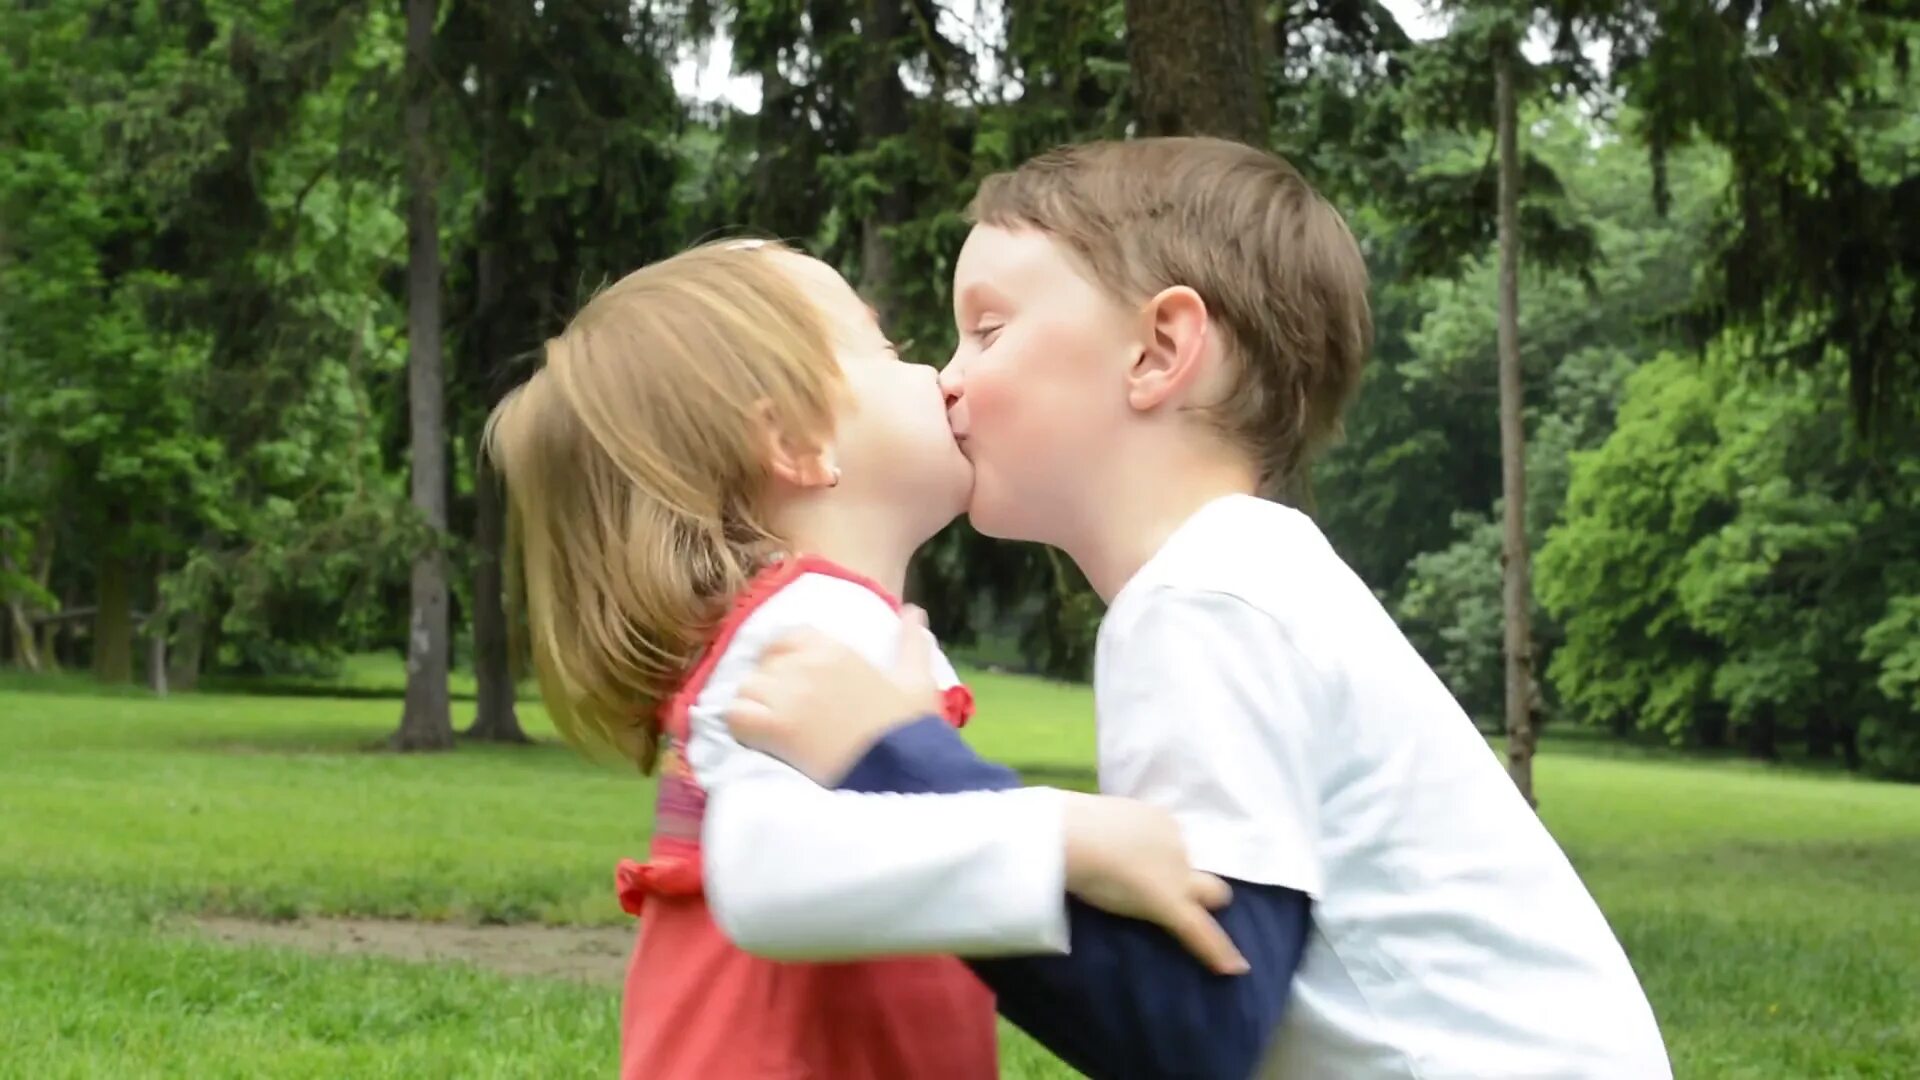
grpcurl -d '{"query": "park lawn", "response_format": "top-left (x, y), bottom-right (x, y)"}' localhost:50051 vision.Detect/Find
top-left (2, 669), bottom-right (1918, 1078)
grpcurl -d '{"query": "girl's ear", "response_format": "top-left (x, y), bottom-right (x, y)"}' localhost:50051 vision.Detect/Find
top-left (757, 402), bottom-right (838, 490)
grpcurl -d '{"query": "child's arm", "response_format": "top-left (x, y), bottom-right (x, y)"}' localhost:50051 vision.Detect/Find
top-left (696, 726), bottom-right (1069, 958)
top-left (690, 574), bottom-right (1238, 971)
top-left (732, 590), bottom-right (1324, 906)
top-left (841, 714), bottom-right (1310, 1080)
top-left (728, 590), bottom-right (1328, 1075)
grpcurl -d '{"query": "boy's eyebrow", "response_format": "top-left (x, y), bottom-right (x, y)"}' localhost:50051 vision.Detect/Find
top-left (955, 282), bottom-right (1004, 313)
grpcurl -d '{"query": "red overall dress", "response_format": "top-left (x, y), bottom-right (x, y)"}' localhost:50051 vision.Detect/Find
top-left (615, 556), bottom-right (998, 1079)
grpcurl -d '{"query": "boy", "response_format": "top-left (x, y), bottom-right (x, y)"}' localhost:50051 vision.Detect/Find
top-left (727, 137), bottom-right (1672, 1078)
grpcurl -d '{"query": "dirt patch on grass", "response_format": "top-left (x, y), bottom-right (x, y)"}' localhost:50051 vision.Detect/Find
top-left (191, 915), bottom-right (633, 985)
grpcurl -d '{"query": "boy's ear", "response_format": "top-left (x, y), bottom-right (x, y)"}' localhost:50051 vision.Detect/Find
top-left (757, 402), bottom-right (837, 490)
top-left (1127, 286), bottom-right (1212, 413)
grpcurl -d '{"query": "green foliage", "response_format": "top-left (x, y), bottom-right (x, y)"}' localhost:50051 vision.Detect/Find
top-left (6, 0), bottom-right (1915, 770)
top-left (1539, 349), bottom-right (1920, 776)
top-left (0, 0), bottom-right (419, 677)
top-left (1386, 2), bottom-right (1605, 284)
top-left (1396, 512), bottom-right (1508, 726)
top-left (1323, 111), bottom-right (1720, 723)
top-left (1539, 356), bottom-right (1737, 742)
top-left (1603, 0), bottom-right (1920, 431)
top-left (1314, 253), bottom-right (1493, 600)
top-left (1865, 588), bottom-right (1920, 715)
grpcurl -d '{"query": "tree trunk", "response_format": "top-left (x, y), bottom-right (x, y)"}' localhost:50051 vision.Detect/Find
top-left (466, 441), bottom-right (526, 742)
top-left (461, 96), bottom-right (525, 745)
top-left (92, 510), bottom-right (133, 684)
top-left (856, 0), bottom-right (912, 329)
top-left (30, 512), bottom-right (55, 669)
top-left (753, 60), bottom-right (794, 216)
top-left (1699, 707), bottom-right (1730, 749)
top-left (5, 595), bottom-right (34, 670)
top-left (1123, 0), bottom-right (1266, 144)
top-left (168, 607), bottom-right (205, 692)
top-left (1805, 713), bottom-right (1836, 760)
top-left (147, 618), bottom-right (168, 695)
top-left (1122, 0), bottom-right (1305, 507)
top-left (38, 611), bottom-right (60, 671)
top-left (146, 552), bottom-right (168, 695)
top-left (4, 527), bottom-right (44, 671)
top-left (1494, 45), bottom-right (1537, 807)
top-left (1839, 723), bottom-right (1861, 771)
top-left (394, 0), bottom-right (453, 752)
top-left (1745, 710), bottom-right (1779, 761)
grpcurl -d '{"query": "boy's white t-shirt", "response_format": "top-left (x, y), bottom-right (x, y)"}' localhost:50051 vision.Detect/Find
top-left (1096, 495), bottom-right (1670, 1079)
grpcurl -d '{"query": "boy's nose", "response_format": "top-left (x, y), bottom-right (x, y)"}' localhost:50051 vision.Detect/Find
top-left (937, 360), bottom-right (963, 399)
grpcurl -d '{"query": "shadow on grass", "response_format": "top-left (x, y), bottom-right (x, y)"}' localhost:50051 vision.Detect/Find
top-left (176, 726), bottom-right (562, 759)
top-left (1008, 763), bottom-right (1101, 792)
top-left (1582, 835), bottom-right (1920, 890)
top-left (197, 681), bottom-right (463, 702)
top-left (0, 669), bottom-right (514, 705)
top-left (0, 670), bottom-right (162, 698)
top-left (1488, 722), bottom-right (1864, 780)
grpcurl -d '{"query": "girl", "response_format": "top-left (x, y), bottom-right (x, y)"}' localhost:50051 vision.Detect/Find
top-left (484, 240), bottom-right (1227, 1079)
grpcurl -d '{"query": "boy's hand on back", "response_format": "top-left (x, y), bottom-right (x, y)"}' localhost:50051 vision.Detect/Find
top-left (727, 606), bottom-right (943, 786)
top-left (728, 610), bottom-right (1249, 977)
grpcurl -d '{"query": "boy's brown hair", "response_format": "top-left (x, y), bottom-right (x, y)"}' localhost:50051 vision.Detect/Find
top-left (969, 136), bottom-right (1372, 496)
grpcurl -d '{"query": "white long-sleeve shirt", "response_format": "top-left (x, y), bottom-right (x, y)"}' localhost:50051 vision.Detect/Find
top-left (684, 569), bottom-right (1071, 960)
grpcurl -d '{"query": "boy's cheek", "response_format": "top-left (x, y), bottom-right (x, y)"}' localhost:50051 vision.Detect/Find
top-left (968, 322), bottom-right (1102, 445)
top-left (960, 370), bottom-right (1036, 456)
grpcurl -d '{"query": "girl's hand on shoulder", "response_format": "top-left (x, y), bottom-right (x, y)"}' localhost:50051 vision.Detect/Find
top-left (1061, 794), bottom-right (1250, 976)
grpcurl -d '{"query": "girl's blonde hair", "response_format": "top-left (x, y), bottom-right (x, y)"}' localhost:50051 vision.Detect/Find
top-left (484, 240), bottom-right (842, 771)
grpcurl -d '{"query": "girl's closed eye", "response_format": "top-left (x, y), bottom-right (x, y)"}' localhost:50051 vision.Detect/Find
top-left (972, 323), bottom-right (1003, 346)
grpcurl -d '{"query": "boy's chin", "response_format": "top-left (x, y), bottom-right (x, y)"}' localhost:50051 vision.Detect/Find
top-left (908, 473), bottom-right (973, 542)
top-left (962, 491), bottom-right (1037, 544)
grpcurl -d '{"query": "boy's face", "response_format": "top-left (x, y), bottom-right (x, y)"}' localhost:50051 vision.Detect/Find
top-left (941, 224), bottom-right (1137, 543)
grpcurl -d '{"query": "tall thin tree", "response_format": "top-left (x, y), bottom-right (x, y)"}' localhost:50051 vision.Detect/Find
top-left (466, 454), bottom-right (523, 742)
top-left (856, 0), bottom-right (912, 327)
top-left (394, 0), bottom-right (453, 751)
top-left (458, 4), bottom-right (523, 744)
top-left (1493, 27), bottom-right (1537, 804)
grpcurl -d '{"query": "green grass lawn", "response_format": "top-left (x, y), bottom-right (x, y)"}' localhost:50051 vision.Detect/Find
top-left (2, 664), bottom-right (1917, 1078)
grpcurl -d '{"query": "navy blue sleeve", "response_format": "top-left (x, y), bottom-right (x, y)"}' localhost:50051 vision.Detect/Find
top-left (836, 715), bottom-right (1311, 1080)
top-left (836, 712), bottom-right (1028, 793)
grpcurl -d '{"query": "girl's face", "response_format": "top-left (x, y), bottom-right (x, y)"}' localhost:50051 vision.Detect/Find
top-left (775, 253), bottom-right (973, 539)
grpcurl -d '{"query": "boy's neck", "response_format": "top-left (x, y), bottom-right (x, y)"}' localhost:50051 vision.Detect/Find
top-left (1063, 451), bottom-right (1260, 603)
